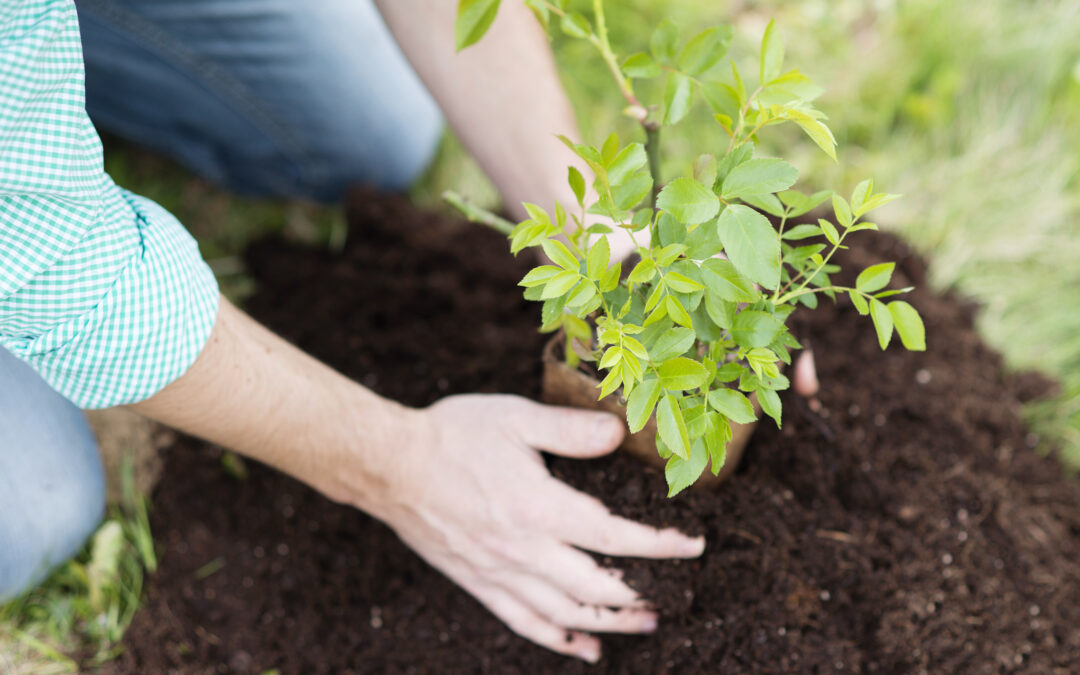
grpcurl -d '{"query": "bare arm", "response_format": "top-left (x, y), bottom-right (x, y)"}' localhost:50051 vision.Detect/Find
top-left (131, 297), bottom-right (704, 661)
top-left (373, 0), bottom-right (581, 221)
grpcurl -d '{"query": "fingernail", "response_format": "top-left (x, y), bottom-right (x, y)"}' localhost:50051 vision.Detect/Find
top-left (681, 536), bottom-right (706, 557)
top-left (592, 416), bottom-right (622, 451)
top-left (642, 616), bottom-right (658, 632)
top-left (579, 648), bottom-right (600, 663)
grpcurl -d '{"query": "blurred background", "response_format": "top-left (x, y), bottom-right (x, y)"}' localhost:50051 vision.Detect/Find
top-left (4, 0), bottom-right (1079, 669)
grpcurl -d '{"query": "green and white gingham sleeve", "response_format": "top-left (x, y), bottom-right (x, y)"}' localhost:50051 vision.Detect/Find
top-left (0, 0), bottom-right (220, 408)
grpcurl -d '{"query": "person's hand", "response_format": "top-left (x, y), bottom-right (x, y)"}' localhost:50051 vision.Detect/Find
top-left (370, 394), bottom-right (705, 662)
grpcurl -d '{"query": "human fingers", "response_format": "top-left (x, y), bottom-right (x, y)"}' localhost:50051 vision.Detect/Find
top-left (500, 396), bottom-right (625, 458)
top-left (530, 542), bottom-right (649, 609)
top-left (464, 579), bottom-right (603, 662)
top-left (794, 347), bottom-right (819, 397)
top-left (547, 482), bottom-right (705, 559)
top-left (499, 573), bottom-right (657, 634)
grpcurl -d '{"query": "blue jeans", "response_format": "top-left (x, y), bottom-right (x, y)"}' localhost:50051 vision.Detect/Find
top-left (1, 0), bottom-right (443, 599)
top-left (0, 347), bottom-right (105, 601)
top-left (76, 0), bottom-right (444, 200)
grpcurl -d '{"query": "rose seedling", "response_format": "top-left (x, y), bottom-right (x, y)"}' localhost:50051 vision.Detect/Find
top-left (449, 0), bottom-right (926, 496)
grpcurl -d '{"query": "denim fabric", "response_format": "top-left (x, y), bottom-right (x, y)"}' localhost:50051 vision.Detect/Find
top-left (0, 346), bottom-right (105, 601)
top-left (76, 0), bottom-right (444, 201)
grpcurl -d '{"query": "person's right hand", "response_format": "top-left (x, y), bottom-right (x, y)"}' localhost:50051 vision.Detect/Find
top-left (365, 394), bottom-right (706, 663)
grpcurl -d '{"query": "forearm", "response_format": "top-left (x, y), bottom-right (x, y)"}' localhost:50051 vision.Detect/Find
top-left (374, 0), bottom-right (582, 220)
top-left (129, 296), bottom-right (422, 512)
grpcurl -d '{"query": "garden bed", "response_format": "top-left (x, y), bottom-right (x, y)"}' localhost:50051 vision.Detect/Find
top-left (105, 189), bottom-right (1080, 673)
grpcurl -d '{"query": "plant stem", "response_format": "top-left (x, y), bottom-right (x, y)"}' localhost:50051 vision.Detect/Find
top-left (645, 123), bottom-right (662, 208)
top-left (442, 190), bottom-right (515, 236)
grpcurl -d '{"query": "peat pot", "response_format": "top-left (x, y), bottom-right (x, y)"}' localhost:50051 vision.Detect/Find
top-left (540, 334), bottom-right (759, 489)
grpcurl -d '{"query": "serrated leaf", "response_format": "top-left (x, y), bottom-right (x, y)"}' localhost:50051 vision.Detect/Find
top-left (704, 292), bottom-right (736, 329)
top-left (519, 265), bottom-right (562, 287)
top-left (541, 238), bottom-right (579, 271)
top-left (700, 258), bottom-right (757, 303)
top-left (700, 82), bottom-right (740, 120)
top-left (758, 387), bottom-right (782, 427)
top-left (708, 388), bottom-right (757, 424)
top-left (731, 310), bottom-right (784, 348)
top-left (741, 193), bottom-right (785, 217)
top-left (565, 280), bottom-right (596, 307)
top-left (716, 205), bottom-right (781, 289)
top-left (760, 19), bottom-right (784, 84)
top-left (720, 158), bottom-right (799, 200)
top-left (818, 218), bottom-right (839, 246)
top-left (541, 270), bottom-right (580, 299)
top-left (659, 357), bottom-right (710, 391)
top-left (561, 12), bottom-right (590, 38)
top-left (650, 326), bottom-right (696, 362)
top-left (851, 179), bottom-right (873, 213)
top-left (779, 189), bottom-right (832, 217)
top-left (856, 262), bottom-right (895, 293)
top-left (832, 194), bottom-right (853, 228)
top-left (455, 0), bottom-right (502, 51)
top-left (623, 52), bottom-right (661, 78)
top-left (665, 272), bottom-right (705, 293)
top-left (849, 290), bottom-right (869, 315)
top-left (568, 167), bottom-right (586, 206)
top-left (869, 298), bottom-right (893, 349)
top-left (586, 236), bottom-right (610, 280)
top-left (666, 295), bottom-right (693, 328)
top-left (787, 110), bottom-right (836, 160)
top-left (704, 411), bottom-right (730, 474)
top-left (663, 72), bottom-right (693, 125)
top-left (629, 258), bottom-right (658, 284)
top-left (657, 394), bottom-right (691, 460)
top-left (654, 243), bottom-right (688, 266)
top-left (650, 18), bottom-right (678, 63)
top-left (608, 143), bottom-right (647, 185)
top-left (678, 26), bottom-right (733, 77)
top-left (888, 301), bottom-right (925, 351)
top-left (613, 173), bottom-right (653, 210)
top-left (657, 178), bottom-right (720, 224)
top-left (599, 260), bottom-right (621, 292)
top-left (666, 440), bottom-right (709, 497)
top-left (782, 224), bottom-right (823, 240)
top-left (626, 378), bottom-right (662, 433)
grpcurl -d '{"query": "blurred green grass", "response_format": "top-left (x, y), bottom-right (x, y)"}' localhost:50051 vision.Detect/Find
top-left (4, 0), bottom-right (1079, 669)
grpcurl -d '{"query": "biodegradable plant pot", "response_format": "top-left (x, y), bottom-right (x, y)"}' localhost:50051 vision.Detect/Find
top-left (540, 334), bottom-right (759, 489)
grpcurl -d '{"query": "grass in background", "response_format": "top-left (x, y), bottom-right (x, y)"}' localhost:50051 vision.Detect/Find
top-left (0, 459), bottom-right (156, 673)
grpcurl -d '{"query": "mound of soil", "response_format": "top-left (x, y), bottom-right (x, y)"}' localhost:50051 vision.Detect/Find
top-left (106, 189), bottom-right (1080, 673)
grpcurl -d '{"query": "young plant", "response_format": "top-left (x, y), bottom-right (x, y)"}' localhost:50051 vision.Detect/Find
top-left (450, 0), bottom-right (926, 496)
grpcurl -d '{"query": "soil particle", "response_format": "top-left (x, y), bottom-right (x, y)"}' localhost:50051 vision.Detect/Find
top-left (105, 189), bottom-right (1080, 674)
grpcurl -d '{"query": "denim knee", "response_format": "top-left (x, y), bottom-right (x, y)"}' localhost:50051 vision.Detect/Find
top-left (0, 349), bottom-right (106, 601)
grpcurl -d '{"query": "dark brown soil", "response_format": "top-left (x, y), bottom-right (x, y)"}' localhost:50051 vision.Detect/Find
top-left (106, 189), bottom-right (1080, 674)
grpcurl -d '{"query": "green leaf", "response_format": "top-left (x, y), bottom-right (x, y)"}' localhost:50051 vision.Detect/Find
top-left (716, 205), bottom-right (781, 289)
top-left (677, 26), bottom-right (733, 77)
top-left (665, 272), bottom-right (705, 293)
top-left (649, 18), bottom-right (679, 63)
top-left (741, 193), bottom-right (785, 217)
top-left (888, 301), bottom-right (926, 351)
top-left (657, 394), bottom-right (691, 459)
top-left (613, 173), bottom-right (652, 210)
top-left (758, 387), bottom-right (782, 427)
top-left (700, 258), bottom-right (757, 303)
top-left (623, 52), bottom-right (661, 79)
top-left (518, 265), bottom-right (561, 287)
top-left (700, 82), bottom-right (740, 120)
top-left (599, 260), bottom-right (621, 292)
top-left (818, 218), bottom-right (840, 246)
top-left (849, 289), bottom-right (869, 315)
top-left (541, 270), bottom-right (580, 299)
top-left (565, 280), bottom-right (596, 307)
top-left (684, 221), bottom-right (723, 259)
top-left (586, 236), bottom-right (610, 280)
top-left (779, 189), bottom-right (832, 217)
top-left (832, 194), bottom-right (853, 228)
top-left (704, 411), bottom-right (730, 474)
top-left (708, 388), bottom-right (757, 424)
top-left (541, 239), bottom-right (579, 271)
top-left (628, 258), bottom-right (657, 284)
top-left (455, 0), bottom-right (502, 51)
top-left (720, 158), bottom-right (799, 200)
top-left (560, 12), bottom-right (591, 39)
top-left (657, 177), bottom-right (720, 224)
top-left (856, 262), bottom-right (895, 293)
top-left (704, 291), bottom-right (736, 329)
top-left (659, 357), bottom-right (710, 391)
top-left (760, 19), bottom-right (785, 84)
top-left (626, 378), bottom-right (662, 433)
top-left (608, 143), bottom-right (647, 185)
top-left (655, 243), bottom-right (688, 266)
top-left (731, 310), bottom-right (784, 348)
top-left (869, 298), bottom-right (893, 349)
top-left (568, 167), bottom-right (586, 206)
top-left (665, 440), bottom-right (709, 497)
top-left (666, 295), bottom-right (693, 328)
top-left (850, 179), bottom-right (872, 213)
top-left (663, 72), bottom-right (693, 125)
top-left (650, 326), bottom-right (697, 362)
top-left (781, 224), bottom-right (823, 240)
top-left (786, 110), bottom-right (836, 160)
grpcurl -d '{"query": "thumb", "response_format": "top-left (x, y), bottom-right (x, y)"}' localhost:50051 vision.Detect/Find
top-left (507, 398), bottom-right (626, 458)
